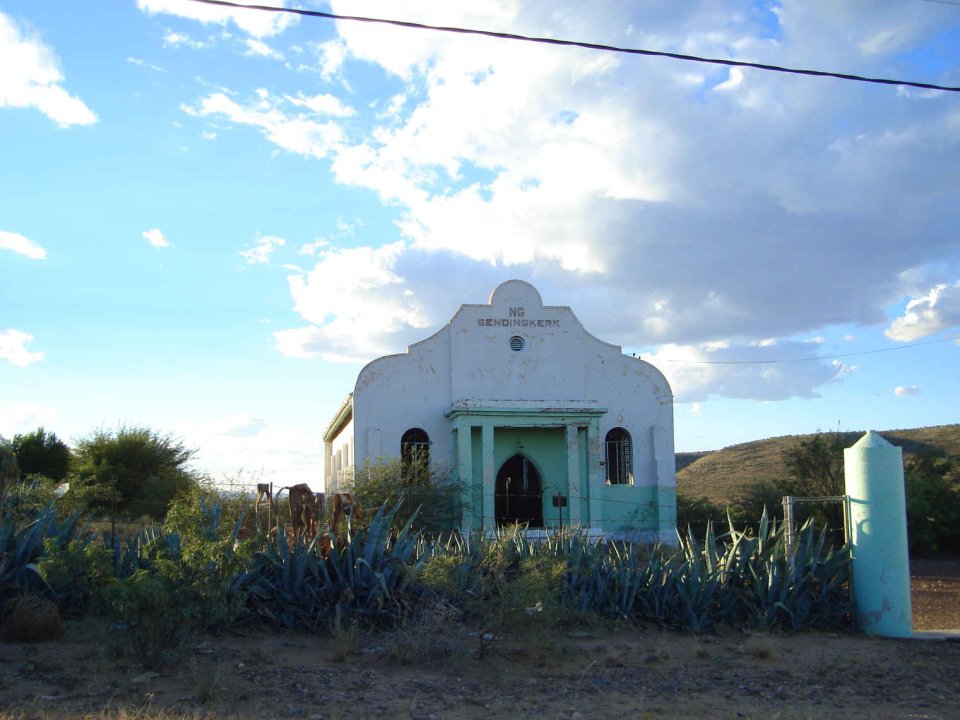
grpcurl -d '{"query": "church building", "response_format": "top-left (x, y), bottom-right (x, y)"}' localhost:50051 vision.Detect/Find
top-left (323, 280), bottom-right (677, 541)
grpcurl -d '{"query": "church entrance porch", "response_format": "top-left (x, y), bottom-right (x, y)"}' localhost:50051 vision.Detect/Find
top-left (447, 401), bottom-right (609, 533)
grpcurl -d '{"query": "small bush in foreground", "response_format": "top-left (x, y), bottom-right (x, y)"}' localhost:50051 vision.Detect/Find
top-left (103, 571), bottom-right (191, 669)
top-left (4, 592), bottom-right (64, 641)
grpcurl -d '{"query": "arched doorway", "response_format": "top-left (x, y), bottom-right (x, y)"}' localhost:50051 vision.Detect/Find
top-left (495, 454), bottom-right (543, 527)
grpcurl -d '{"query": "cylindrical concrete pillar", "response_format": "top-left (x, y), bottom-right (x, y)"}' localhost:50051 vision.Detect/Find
top-left (843, 431), bottom-right (912, 637)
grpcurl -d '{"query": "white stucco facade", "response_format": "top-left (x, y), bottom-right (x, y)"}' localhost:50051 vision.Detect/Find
top-left (323, 280), bottom-right (677, 541)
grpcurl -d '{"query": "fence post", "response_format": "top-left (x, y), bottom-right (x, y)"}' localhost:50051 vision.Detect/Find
top-left (782, 495), bottom-right (795, 566)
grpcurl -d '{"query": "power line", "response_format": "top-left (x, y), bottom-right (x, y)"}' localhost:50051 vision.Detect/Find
top-left (186, 0), bottom-right (960, 93)
top-left (649, 334), bottom-right (960, 365)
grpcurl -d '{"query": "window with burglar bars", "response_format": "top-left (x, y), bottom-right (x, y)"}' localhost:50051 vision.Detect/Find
top-left (401, 428), bottom-right (430, 481)
top-left (605, 427), bottom-right (633, 485)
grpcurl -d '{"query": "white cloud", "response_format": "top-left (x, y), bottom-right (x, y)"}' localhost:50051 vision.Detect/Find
top-left (182, 90), bottom-right (348, 159)
top-left (162, 31), bottom-right (211, 49)
top-left (0, 329), bottom-right (44, 367)
top-left (285, 92), bottom-right (354, 118)
top-left (885, 282), bottom-right (960, 342)
top-left (298, 240), bottom-right (329, 256)
top-left (138, 0), bottom-right (298, 38)
top-left (313, 38), bottom-right (348, 81)
top-left (275, 241), bottom-right (435, 362)
top-left (143, 228), bottom-right (172, 248)
top-left (245, 38), bottom-right (284, 61)
top-left (894, 385), bottom-right (919, 397)
top-left (688, 402), bottom-right (702, 416)
top-left (241, 235), bottom-right (286, 264)
top-left (0, 11), bottom-right (97, 127)
top-left (126, 56), bottom-right (166, 73)
top-left (0, 231), bottom-right (46, 259)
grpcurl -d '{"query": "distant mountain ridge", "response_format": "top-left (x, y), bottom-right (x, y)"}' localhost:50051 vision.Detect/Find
top-left (675, 424), bottom-right (960, 506)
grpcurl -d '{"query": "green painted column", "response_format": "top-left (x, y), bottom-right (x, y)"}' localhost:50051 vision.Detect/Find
top-left (481, 424), bottom-right (495, 530)
top-left (565, 424), bottom-right (581, 526)
top-left (587, 416), bottom-right (604, 532)
top-left (455, 423), bottom-right (475, 532)
top-left (843, 431), bottom-right (912, 638)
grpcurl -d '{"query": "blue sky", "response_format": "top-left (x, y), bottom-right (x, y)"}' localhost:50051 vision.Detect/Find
top-left (2, 0), bottom-right (959, 488)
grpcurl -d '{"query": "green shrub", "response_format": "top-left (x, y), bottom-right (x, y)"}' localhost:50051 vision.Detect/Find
top-left (10, 428), bottom-right (71, 481)
top-left (676, 493), bottom-right (725, 539)
top-left (159, 488), bottom-right (250, 630)
top-left (1, 477), bottom-right (57, 525)
top-left (905, 456), bottom-right (960, 555)
top-left (37, 536), bottom-right (113, 617)
top-left (349, 459), bottom-right (465, 535)
top-left (103, 570), bottom-right (191, 669)
top-left (501, 555), bottom-right (567, 630)
top-left (71, 425), bottom-right (199, 520)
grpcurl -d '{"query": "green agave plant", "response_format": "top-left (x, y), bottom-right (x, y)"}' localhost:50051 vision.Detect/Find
top-left (433, 513), bottom-right (851, 634)
top-left (0, 500), bottom-right (83, 603)
top-left (235, 500), bottom-right (429, 632)
top-left (2, 489), bottom-right (851, 638)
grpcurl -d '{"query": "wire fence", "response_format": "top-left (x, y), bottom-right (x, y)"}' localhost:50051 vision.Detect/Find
top-left (202, 477), bottom-right (848, 547)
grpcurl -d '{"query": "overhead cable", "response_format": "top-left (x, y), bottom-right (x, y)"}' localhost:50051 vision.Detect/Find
top-left (186, 0), bottom-right (960, 93)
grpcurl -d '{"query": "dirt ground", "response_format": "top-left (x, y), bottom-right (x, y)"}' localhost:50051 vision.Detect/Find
top-left (2, 559), bottom-right (959, 720)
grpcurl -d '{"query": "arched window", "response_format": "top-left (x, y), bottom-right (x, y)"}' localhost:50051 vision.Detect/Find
top-left (401, 428), bottom-right (430, 481)
top-left (605, 428), bottom-right (633, 485)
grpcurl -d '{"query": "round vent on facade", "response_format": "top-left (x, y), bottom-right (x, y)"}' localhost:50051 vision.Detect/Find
top-left (509, 336), bottom-right (525, 352)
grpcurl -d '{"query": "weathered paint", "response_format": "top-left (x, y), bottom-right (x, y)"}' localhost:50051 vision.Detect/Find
top-left (843, 431), bottom-right (913, 638)
top-left (324, 280), bottom-right (677, 539)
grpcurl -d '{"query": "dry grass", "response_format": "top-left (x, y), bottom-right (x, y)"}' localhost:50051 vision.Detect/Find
top-left (743, 633), bottom-right (777, 660)
top-left (0, 706), bottom-right (209, 720)
top-left (385, 598), bottom-right (467, 665)
top-left (329, 617), bottom-right (360, 662)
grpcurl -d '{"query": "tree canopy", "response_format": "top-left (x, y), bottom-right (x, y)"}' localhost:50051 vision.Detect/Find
top-left (781, 433), bottom-right (850, 499)
top-left (72, 425), bottom-right (199, 519)
top-left (11, 427), bottom-right (71, 481)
